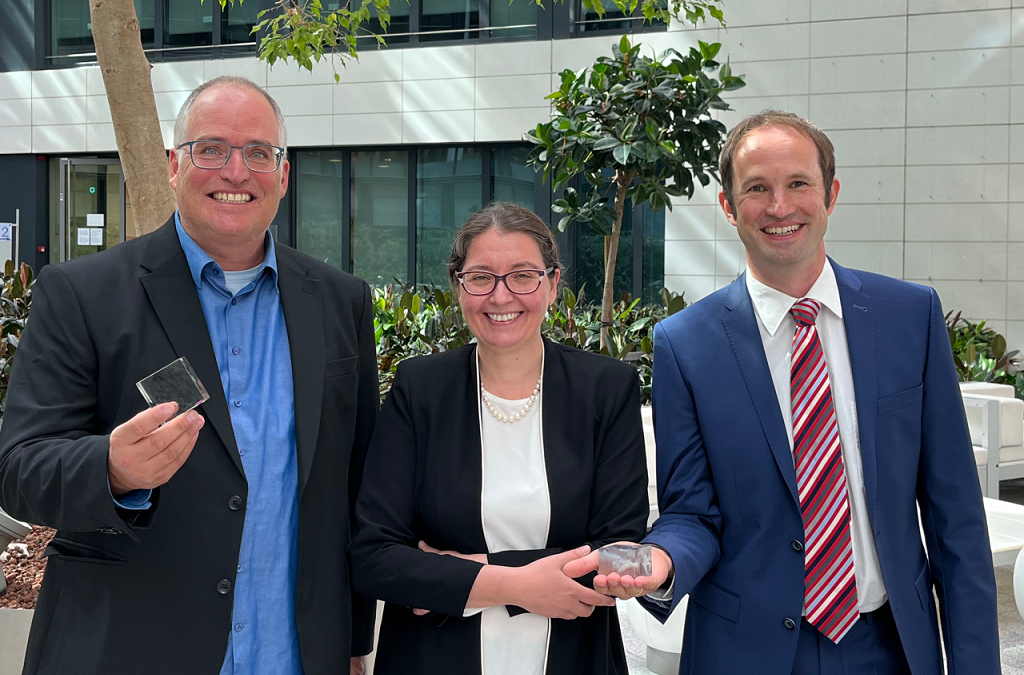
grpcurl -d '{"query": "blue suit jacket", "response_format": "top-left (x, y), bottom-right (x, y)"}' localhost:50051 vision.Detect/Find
top-left (643, 261), bottom-right (999, 675)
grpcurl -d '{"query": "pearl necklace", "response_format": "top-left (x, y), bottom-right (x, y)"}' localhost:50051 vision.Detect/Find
top-left (481, 379), bottom-right (542, 423)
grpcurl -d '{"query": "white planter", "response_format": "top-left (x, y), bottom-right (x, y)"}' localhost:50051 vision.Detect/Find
top-left (0, 608), bottom-right (33, 675)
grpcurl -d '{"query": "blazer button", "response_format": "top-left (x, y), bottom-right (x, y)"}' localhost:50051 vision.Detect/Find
top-left (228, 495), bottom-right (243, 510)
top-left (791, 540), bottom-right (804, 552)
top-left (783, 618), bottom-right (796, 630)
top-left (217, 579), bottom-right (233, 595)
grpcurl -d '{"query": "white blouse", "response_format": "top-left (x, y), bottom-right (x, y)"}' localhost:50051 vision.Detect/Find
top-left (474, 386), bottom-right (551, 675)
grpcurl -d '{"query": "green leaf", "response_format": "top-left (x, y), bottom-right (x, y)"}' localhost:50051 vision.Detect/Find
top-left (593, 137), bottom-right (621, 151)
top-left (612, 144), bottom-right (631, 164)
top-left (619, 35), bottom-right (631, 56)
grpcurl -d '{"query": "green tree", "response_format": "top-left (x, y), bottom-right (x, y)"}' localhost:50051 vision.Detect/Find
top-left (526, 37), bottom-right (743, 349)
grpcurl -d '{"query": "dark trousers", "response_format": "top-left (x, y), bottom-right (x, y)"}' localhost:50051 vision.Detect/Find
top-left (791, 604), bottom-right (912, 675)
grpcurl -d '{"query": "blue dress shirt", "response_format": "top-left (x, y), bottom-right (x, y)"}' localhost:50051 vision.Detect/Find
top-left (174, 214), bottom-right (304, 675)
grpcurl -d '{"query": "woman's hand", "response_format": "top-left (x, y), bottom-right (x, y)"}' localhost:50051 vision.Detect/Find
top-left (503, 546), bottom-right (616, 620)
top-left (413, 541), bottom-right (488, 615)
top-left (418, 540), bottom-right (488, 564)
top-left (562, 542), bottom-right (673, 600)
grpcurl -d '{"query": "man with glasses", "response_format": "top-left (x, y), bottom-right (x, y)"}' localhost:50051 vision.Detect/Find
top-left (0, 77), bottom-right (377, 675)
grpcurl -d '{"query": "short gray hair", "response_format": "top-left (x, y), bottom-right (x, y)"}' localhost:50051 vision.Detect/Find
top-left (172, 76), bottom-right (288, 153)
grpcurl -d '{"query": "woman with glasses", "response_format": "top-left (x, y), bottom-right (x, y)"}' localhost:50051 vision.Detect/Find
top-left (352, 202), bottom-right (649, 675)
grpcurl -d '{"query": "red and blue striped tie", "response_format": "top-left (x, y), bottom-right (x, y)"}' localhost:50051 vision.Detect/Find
top-left (791, 299), bottom-right (859, 643)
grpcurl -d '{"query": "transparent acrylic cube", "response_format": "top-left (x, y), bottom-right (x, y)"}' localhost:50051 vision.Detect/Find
top-left (598, 544), bottom-right (653, 578)
top-left (136, 357), bottom-right (210, 417)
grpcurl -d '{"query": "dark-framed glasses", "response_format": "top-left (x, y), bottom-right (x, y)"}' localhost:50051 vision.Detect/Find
top-left (178, 140), bottom-right (285, 173)
top-left (456, 267), bottom-right (556, 296)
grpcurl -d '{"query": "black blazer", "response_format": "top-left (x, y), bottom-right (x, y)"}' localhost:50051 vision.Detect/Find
top-left (0, 220), bottom-right (378, 675)
top-left (352, 340), bottom-right (649, 675)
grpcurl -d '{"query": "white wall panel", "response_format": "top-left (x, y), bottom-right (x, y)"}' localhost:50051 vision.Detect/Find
top-left (830, 129), bottom-right (906, 167)
top-left (913, 279), bottom-right (1006, 318)
top-left (908, 9), bottom-right (1012, 50)
top-left (665, 206), bottom-right (718, 240)
top-left (267, 84), bottom-right (334, 117)
top-left (0, 99), bottom-right (31, 127)
top-left (474, 107), bottom-right (549, 142)
top-left (810, 0), bottom-right (908, 21)
top-left (403, 110), bottom-right (474, 143)
top-left (0, 126), bottom-right (30, 153)
top-left (475, 74), bottom-right (551, 109)
top-left (150, 61), bottom-right (205, 92)
top-left (334, 112), bottom-right (402, 145)
top-left (1009, 164), bottom-right (1024, 201)
top-left (268, 60), bottom-right (341, 87)
top-left (810, 17), bottom-right (906, 57)
top-left (476, 42), bottom-right (551, 77)
top-left (0, 72), bottom-right (32, 100)
top-left (910, 0), bottom-right (1010, 11)
top-left (716, 240), bottom-right (746, 277)
top-left (720, 24), bottom-right (810, 62)
top-left (403, 78), bottom-right (474, 112)
top-left (204, 58), bottom-right (268, 86)
top-left (907, 87), bottom-right (1010, 126)
top-left (828, 241), bottom-right (904, 277)
top-left (87, 123), bottom-right (115, 152)
top-left (32, 124), bottom-right (86, 152)
top-left (906, 165), bottom-right (1009, 202)
top-left (86, 96), bottom-right (111, 124)
top-left (729, 60), bottom-right (809, 99)
top-left (1010, 282), bottom-right (1024, 319)
top-left (32, 69), bottom-right (87, 98)
top-left (283, 115), bottom-right (333, 147)
top-left (1011, 204), bottom-right (1024, 240)
top-left (809, 91), bottom-right (906, 129)
top-left (809, 54), bottom-right (906, 94)
top-left (825, 205), bottom-right (905, 241)
top-left (717, 95), bottom-right (809, 130)
top-left (906, 126), bottom-right (1010, 164)
top-left (154, 90), bottom-right (191, 121)
top-left (86, 67), bottom-right (104, 96)
top-left (833, 167), bottom-right (906, 204)
top-left (906, 203), bottom-right (1009, 241)
top-left (1009, 243), bottom-right (1024, 279)
top-left (333, 81), bottom-right (403, 115)
top-left (665, 240), bottom-right (716, 276)
top-left (403, 46), bottom-right (474, 81)
top-left (715, 0), bottom-right (810, 27)
top-left (905, 242), bottom-right (1007, 279)
top-left (32, 96), bottom-right (86, 126)
top-left (908, 48), bottom-right (1011, 89)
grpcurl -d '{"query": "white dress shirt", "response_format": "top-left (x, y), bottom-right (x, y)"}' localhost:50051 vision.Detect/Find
top-left (464, 377), bottom-right (551, 675)
top-left (746, 260), bottom-right (886, 613)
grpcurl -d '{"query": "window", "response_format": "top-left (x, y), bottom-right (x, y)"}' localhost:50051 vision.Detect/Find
top-left (357, 2), bottom-right (411, 47)
top-left (641, 204), bottom-right (665, 304)
top-left (420, 0), bottom-right (480, 41)
top-left (164, 0), bottom-right (214, 47)
top-left (491, 147), bottom-right (535, 208)
top-left (352, 151), bottom-right (410, 285)
top-left (489, 1), bottom-right (537, 40)
top-left (416, 147), bottom-right (483, 287)
top-left (51, 0), bottom-right (154, 56)
top-left (575, 0), bottom-right (666, 36)
top-left (221, 0), bottom-right (259, 45)
top-left (575, 207), bottom-right (633, 305)
top-left (296, 151), bottom-right (345, 270)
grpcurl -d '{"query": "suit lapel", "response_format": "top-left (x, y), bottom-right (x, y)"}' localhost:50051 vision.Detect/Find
top-left (139, 220), bottom-right (243, 476)
top-left (833, 260), bottom-right (879, 513)
top-left (721, 274), bottom-right (800, 506)
top-left (276, 247), bottom-right (325, 496)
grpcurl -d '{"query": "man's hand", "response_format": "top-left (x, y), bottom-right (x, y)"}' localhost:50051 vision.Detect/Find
top-left (562, 542), bottom-right (674, 600)
top-left (350, 656), bottom-right (365, 675)
top-left (107, 402), bottom-right (204, 496)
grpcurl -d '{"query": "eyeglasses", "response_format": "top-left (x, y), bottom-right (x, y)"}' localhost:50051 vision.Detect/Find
top-left (456, 267), bottom-right (556, 296)
top-left (177, 141), bottom-right (285, 173)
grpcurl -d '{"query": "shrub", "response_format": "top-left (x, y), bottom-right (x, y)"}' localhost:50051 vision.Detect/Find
top-left (946, 310), bottom-right (1023, 400)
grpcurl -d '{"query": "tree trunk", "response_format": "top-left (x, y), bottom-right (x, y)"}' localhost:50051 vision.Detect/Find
top-left (89, 0), bottom-right (176, 237)
top-left (600, 170), bottom-right (633, 351)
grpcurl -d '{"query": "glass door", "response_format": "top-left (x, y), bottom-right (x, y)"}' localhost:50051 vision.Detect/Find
top-left (58, 159), bottom-right (129, 262)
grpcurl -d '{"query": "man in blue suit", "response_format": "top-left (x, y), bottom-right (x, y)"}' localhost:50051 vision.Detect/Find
top-left (566, 111), bottom-right (999, 673)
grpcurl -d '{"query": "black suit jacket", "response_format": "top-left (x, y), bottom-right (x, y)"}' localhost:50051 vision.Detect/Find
top-left (0, 220), bottom-right (378, 675)
top-left (351, 340), bottom-right (649, 675)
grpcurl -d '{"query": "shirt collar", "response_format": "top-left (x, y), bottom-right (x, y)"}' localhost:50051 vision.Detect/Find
top-left (174, 211), bottom-right (279, 290)
top-left (745, 259), bottom-right (843, 337)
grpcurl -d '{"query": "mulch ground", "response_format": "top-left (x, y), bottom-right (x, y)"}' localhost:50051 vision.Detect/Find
top-left (1, 526), bottom-right (55, 609)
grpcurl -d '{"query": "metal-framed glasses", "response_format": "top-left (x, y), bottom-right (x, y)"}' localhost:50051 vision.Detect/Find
top-left (456, 267), bottom-right (556, 295)
top-left (177, 141), bottom-right (285, 173)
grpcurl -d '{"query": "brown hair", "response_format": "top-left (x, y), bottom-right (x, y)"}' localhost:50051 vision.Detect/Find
top-left (447, 202), bottom-right (561, 293)
top-left (719, 110), bottom-right (835, 210)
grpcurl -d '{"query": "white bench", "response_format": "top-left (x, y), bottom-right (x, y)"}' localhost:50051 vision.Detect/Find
top-left (961, 382), bottom-right (1024, 499)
